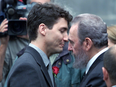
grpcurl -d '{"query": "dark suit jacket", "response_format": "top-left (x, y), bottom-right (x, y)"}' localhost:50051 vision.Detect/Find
top-left (79, 52), bottom-right (107, 87)
top-left (5, 46), bottom-right (55, 87)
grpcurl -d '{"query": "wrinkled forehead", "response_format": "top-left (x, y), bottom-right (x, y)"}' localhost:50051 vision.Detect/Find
top-left (69, 24), bottom-right (78, 39)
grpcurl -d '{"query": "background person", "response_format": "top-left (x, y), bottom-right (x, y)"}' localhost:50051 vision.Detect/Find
top-left (102, 45), bottom-right (116, 87)
top-left (0, 19), bottom-right (9, 82)
top-left (0, 0), bottom-right (51, 86)
top-left (107, 25), bottom-right (116, 48)
top-left (0, 18), bottom-right (29, 84)
top-left (68, 13), bottom-right (108, 87)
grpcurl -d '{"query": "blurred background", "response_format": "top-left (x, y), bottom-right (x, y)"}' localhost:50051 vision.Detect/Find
top-left (54, 0), bottom-right (116, 26)
top-left (0, 0), bottom-right (116, 26)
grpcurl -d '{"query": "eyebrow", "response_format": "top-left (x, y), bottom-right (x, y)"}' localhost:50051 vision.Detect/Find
top-left (62, 27), bottom-right (68, 30)
top-left (68, 39), bottom-right (73, 43)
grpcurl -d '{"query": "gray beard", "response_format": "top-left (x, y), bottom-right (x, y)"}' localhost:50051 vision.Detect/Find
top-left (73, 48), bottom-right (89, 69)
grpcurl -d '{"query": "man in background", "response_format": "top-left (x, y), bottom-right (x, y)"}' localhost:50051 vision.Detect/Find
top-left (68, 13), bottom-right (108, 87)
top-left (102, 45), bottom-right (116, 87)
top-left (0, 0), bottom-right (51, 86)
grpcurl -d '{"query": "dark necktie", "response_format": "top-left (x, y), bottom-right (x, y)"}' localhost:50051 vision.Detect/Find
top-left (47, 63), bottom-right (54, 87)
top-left (81, 72), bottom-right (86, 81)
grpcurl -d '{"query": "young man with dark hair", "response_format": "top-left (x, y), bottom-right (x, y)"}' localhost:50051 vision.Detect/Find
top-left (5, 3), bottom-right (72, 87)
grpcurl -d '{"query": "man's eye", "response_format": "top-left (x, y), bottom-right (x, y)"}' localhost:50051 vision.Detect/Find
top-left (70, 41), bottom-right (74, 45)
top-left (60, 30), bottom-right (65, 33)
top-left (69, 40), bottom-right (74, 45)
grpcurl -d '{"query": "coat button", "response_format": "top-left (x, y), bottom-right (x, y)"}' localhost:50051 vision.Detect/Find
top-left (58, 62), bottom-right (61, 65)
top-left (66, 59), bottom-right (69, 62)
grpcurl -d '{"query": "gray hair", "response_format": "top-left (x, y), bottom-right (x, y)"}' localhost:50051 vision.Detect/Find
top-left (71, 13), bottom-right (108, 48)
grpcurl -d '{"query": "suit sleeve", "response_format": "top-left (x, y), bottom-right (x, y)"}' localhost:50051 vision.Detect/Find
top-left (8, 63), bottom-right (41, 87)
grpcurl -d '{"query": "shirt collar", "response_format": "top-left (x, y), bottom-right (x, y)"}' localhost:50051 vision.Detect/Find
top-left (86, 47), bottom-right (109, 74)
top-left (29, 43), bottom-right (49, 67)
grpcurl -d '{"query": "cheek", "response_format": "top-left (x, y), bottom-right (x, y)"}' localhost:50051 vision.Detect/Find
top-left (53, 34), bottom-right (63, 44)
top-left (56, 34), bottom-right (64, 42)
top-left (71, 44), bottom-right (76, 53)
top-left (73, 43), bottom-right (80, 54)
top-left (50, 35), bottom-right (62, 46)
top-left (53, 31), bottom-right (63, 38)
top-left (73, 46), bottom-right (78, 54)
top-left (48, 32), bottom-right (60, 40)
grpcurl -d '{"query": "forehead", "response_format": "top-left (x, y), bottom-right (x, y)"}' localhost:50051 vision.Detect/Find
top-left (52, 18), bottom-right (68, 29)
top-left (69, 24), bottom-right (78, 39)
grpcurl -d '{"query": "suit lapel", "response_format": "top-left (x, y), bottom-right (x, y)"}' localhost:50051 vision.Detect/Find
top-left (80, 52), bottom-right (105, 85)
top-left (25, 46), bottom-right (53, 87)
top-left (87, 52), bottom-right (104, 75)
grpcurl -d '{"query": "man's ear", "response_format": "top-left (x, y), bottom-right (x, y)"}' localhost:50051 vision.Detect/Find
top-left (38, 23), bottom-right (47, 36)
top-left (102, 67), bottom-right (108, 81)
top-left (83, 37), bottom-right (93, 51)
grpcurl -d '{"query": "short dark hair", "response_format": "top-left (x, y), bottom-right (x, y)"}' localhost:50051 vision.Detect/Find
top-left (71, 13), bottom-right (108, 48)
top-left (103, 45), bottom-right (116, 85)
top-left (27, 3), bottom-right (72, 41)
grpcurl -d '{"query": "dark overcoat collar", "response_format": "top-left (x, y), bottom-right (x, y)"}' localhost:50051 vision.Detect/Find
top-left (25, 46), bottom-right (53, 87)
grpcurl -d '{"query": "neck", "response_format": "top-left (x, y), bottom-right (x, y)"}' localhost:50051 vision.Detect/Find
top-left (88, 46), bottom-right (107, 60)
top-left (31, 39), bottom-right (48, 56)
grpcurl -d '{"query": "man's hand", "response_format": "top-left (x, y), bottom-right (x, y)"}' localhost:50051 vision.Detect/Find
top-left (0, 19), bottom-right (8, 33)
top-left (0, 19), bottom-right (9, 45)
top-left (0, 19), bottom-right (9, 81)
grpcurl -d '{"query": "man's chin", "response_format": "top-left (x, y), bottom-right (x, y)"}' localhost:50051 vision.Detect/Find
top-left (73, 53), bottom-right (88, 69)
top-left (54, 48), bottom-right (63, 53)
top-left (73, 61), bottom-right (86, 69)
top-left (58, 48), bottom-right (63, 52)
top-left (69, 51), bottom-right (75, 57)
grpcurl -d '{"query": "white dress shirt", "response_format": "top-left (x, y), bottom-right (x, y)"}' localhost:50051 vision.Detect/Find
top-left (85, 47), bottom-right (108, 74)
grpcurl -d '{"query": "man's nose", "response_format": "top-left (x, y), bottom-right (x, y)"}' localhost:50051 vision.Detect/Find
top-left (63, 33), bottom-right (68, 42)
top-left (68, 42), bottom-right (73, 51)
